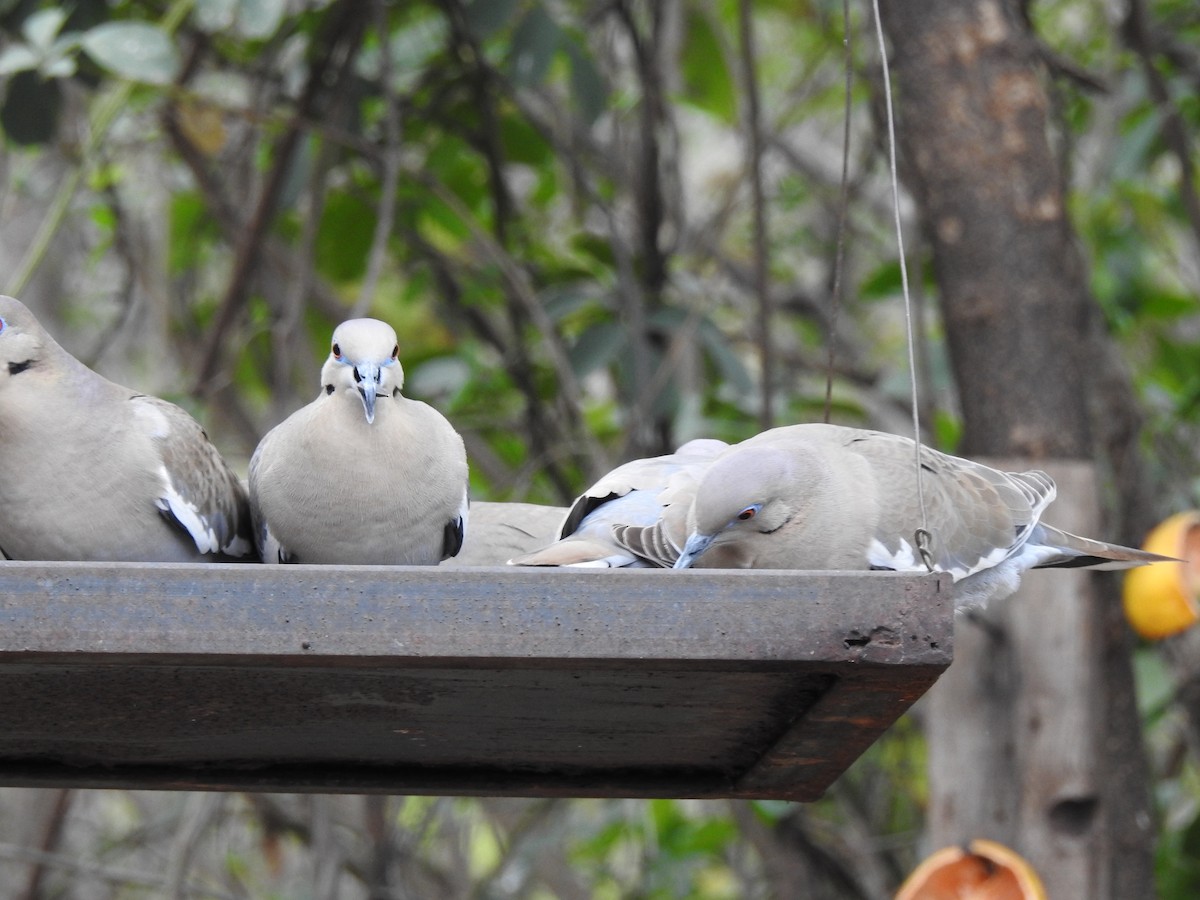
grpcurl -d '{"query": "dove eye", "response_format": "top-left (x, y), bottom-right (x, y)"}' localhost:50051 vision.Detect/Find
top-left (736, 507), bottom-right (757, 521)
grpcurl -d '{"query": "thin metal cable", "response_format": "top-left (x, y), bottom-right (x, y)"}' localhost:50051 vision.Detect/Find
top-left (870, 0), bottom-right (932, 564)
top-left (823, 0), bottom-right (854, 425)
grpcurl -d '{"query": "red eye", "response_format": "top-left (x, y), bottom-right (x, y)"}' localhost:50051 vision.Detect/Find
top-left (332, 342), bottom-right (341, 358)
top-left (737, 507), bottom-right (756, 521)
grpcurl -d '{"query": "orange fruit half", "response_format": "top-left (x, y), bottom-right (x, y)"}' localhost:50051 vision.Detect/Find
top-left (895, 838), bottom-right (1047, 900)
top-left (1122, 511), bottom-right (1200, 640)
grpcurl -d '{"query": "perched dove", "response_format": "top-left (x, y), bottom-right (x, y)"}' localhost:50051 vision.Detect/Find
top-left (0, 295), bottom-right (253, 562)
top-left (249, 318), bottom-right (468, 565)
top-left (440, 501), bottom-right (568, 567)
top-left (508, 438), bottom-right (729, 567)
top-left (657, 424), bottom-right (1173, 609)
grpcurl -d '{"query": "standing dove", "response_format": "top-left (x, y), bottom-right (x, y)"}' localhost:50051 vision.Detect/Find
top-left (659, 424), bottom-right (1172, 609)
top-left (0, 295), bottom-right (252, 562)
top-left (249, 318), bottom-right (468, 565)
top-left (508, 438), bottom-right (728, 567)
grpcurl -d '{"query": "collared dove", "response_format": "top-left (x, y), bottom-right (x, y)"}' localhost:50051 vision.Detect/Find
top-left (0, 295), bottom-right (253, 561)
top-left (440, 501), bottom-right (568, 566)
top-left (508, 438), bottom-right (729, 567)
top-left (249, 318), bottom-right (468, 565)
top-left (660, 423), bottom-right (1173, 609)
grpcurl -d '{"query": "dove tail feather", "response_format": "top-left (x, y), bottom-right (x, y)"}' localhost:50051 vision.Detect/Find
top-left (1031, 524), bottom-right (1178, 571)
top-left (508, 539), bottom-right (638, 567)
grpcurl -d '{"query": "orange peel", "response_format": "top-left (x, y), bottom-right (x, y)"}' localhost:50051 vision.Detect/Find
top-left (1122, 511), bottom-right (1199, 640)
top-left (895, 838), bottom-right (1047, 900)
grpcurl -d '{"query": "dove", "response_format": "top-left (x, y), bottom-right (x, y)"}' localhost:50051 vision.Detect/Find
top-left (439, 501), bottom-right (568, 566)
top-left (0, 294), bottom-right (253, 562)
top-left (249, 318), bottom-right (469, 565)
top-left (508, 438), bottom-right (729, 567)
top-left (659, 424), bottom-right (1173, 609)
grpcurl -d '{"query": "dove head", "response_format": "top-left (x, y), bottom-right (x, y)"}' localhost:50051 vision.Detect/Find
top-left (320, 318), bottom-right (404, 424)
top-left (674, 446), bottom-right (805, 568)
top-left (0, 295), bottom-right (61, 395)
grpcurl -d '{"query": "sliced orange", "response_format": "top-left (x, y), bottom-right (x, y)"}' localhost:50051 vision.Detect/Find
top-left (1122, 511), bottom-right (1200, 640)
top-left (895, 838), bottom-right (1047, 900)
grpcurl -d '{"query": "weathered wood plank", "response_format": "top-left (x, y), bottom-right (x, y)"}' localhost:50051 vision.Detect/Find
top-left (0, 563), bottom-right (952, 799)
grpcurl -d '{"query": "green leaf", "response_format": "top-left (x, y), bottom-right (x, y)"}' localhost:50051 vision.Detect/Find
top-left (0, 45), bottom-right (39, 76)
top-left (499, 113), bottom-right (551, 166)
top-left (680, 8), bottom-right (736, 123)
top-left (508, 5), bottom-right (561, 88)
top-left (565, 38), bottom-right (608, 124)
top-left (315, 192), bottom-right (378, 282)
top-left (383, 14), bottom-right (448, 92)
top-left (81, 21), bottom-right (180, 85)
top-left (168, 191), bottom-right (220, 275)
top-left (1113, 103), bottom-right (1161, 181)
top-left (932, 410), bottom-right (962, 452)
top-left (1138, 289), bottom-right (1198, 320)
top-left (236, 0), bottom-right (287, 40)
top-left (23, 8), bottom-right (68, 50)
top-left (193, 0), bottom-right (238, 33)
top-left (570, 320), bottom-right (625, 377)
top-left (463, 0), bottom-right (521, 39)
top-left (859, 259), bottom-right (903, 299)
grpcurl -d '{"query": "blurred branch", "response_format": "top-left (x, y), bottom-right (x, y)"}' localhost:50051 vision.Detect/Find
top-left (469, 799), bottom-right (566, 900)
top-left (418, 170), bottom-right (610, 475)
top-left (17, 789), bottom-right (72, 900)
top-left (193, 0), bottom-right (367, 397)
top-left (737, 0), bottom-right (774, 430)
top-left (311, 796), bottom-right (343, 900)
top-left (729, 802), bottom-right (873, 900)
top-left (4, 0), bottom-right (194, 297)
top-left (352, 0), bottom-right (405, 319)
top-left (166, 793), bottom-right (224, 900)
top-left (0, 843), bottom-right (238, 899)
top-left (438, 2), bottom-right (604, 494)
top-left (1121, 0), bottom-right (1200, 258)
top-left (612, 0), bottom-right (670, 455)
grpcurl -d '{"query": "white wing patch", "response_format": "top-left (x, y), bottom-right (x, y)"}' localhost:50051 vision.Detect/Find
top-left (868, 537), bottom-right (920, 572)
top-left (133, 400), bottom-right (172, 438)
top-left (155, 472), bottom-right (220, 553)
top-left (869, 536), bottom-right (1016, 581)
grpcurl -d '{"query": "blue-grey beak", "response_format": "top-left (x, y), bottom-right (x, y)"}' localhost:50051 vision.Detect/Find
top-left (355, 362), bottom-right (383, 424)
top-left (674, 532), bottom-right (714, 569)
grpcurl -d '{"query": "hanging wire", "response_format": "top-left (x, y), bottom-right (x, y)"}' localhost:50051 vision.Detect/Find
top-left (870, 0), bottom-right (933, 568)
top-left (823, 0), bottom-right (855, 425)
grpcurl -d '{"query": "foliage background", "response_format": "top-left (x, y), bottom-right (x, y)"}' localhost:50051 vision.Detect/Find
top-left (0, 0), bottom-right (1199, 897)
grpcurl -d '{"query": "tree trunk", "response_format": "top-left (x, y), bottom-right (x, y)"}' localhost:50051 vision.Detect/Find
top-left (878, 1), bottom-right (1156, 897)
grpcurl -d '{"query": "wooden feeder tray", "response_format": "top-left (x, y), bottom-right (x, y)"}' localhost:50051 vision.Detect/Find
top-left (0, 563), bottom-right (952, 801)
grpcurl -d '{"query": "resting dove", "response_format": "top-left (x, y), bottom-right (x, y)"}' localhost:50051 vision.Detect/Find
top-left (440, 501), bottom-right (568, 567)
top-left (249, 318), bottom-right (469, 565)
top-left (658, 424), bottom-right (1172, 609)
top-left (508, 438), bottom-right (728, 567)
top-left (0, 295), bottom-right (252, 561)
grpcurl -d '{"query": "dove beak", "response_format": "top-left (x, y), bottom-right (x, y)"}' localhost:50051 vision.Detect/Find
top-left (674, 532), bottom-right (714, 569)
top-left (354, 362), bottom-right (384, 424)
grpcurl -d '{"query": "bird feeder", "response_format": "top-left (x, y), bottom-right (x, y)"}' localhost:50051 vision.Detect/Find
top-left (0, 563), bottom-right (951, 800)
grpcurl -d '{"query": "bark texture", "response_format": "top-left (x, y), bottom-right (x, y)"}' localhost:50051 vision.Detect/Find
top-left (878, 1), bottom-right (1155, 897)
top-left (881, 0), bottom-right (1092, 459)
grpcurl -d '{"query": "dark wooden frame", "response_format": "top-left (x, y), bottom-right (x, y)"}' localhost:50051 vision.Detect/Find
top-left (0, 563), bottom-right (952, 800)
